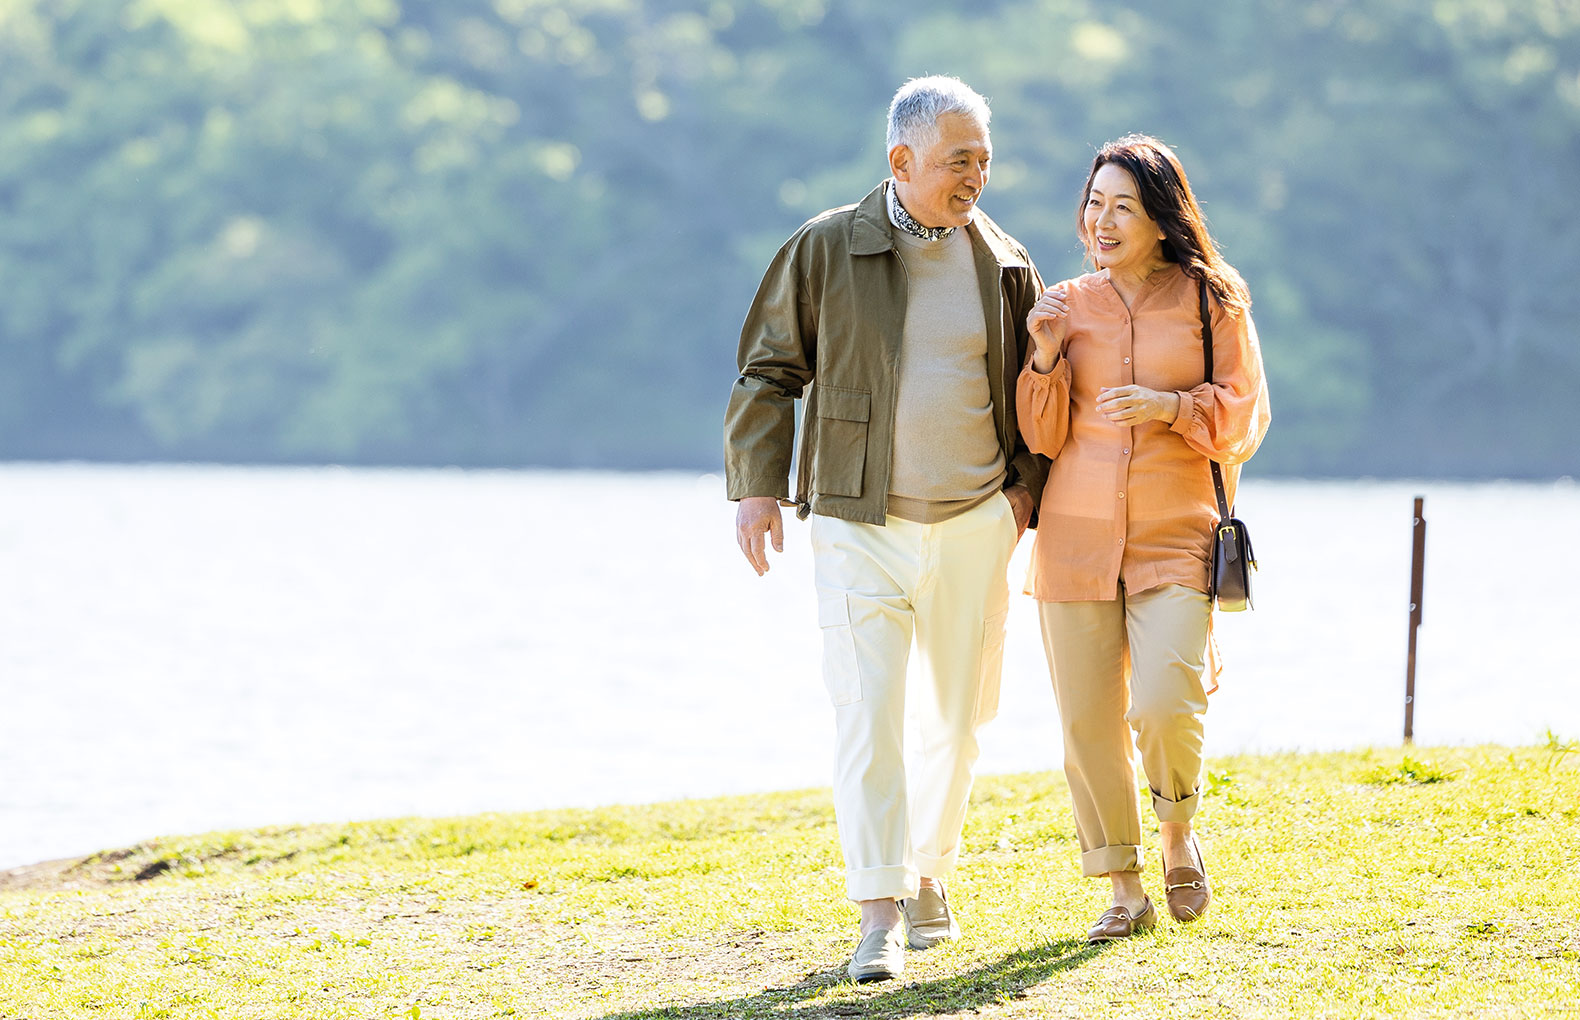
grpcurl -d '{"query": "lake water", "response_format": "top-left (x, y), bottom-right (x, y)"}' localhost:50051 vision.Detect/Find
top-left (1, 464), bottom-right (1576, 870)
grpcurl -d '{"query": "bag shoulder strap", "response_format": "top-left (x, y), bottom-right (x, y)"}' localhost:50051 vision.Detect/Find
top-left (1199, 279), bottom-right (1233, 522)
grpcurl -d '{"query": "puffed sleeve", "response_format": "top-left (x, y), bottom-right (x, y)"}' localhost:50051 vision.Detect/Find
top-left (1016, 356), bottom-right (1074, 458)
top-left (1169, 299), bottom-right (1270, 465)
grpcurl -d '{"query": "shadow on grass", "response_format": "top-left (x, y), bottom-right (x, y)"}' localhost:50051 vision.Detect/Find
top-left (598, 935), bottom-right (1104, 1019)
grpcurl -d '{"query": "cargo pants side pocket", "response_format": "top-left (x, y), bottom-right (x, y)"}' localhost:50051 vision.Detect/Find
top-left (817, 593), bottom-right (863, 707)
top-left (974, 608), bottom-right (1009, 725)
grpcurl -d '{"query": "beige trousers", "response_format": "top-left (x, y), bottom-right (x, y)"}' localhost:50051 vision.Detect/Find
top-left (811, 492), bottom-right (1017, 902)
top-left (1037, 583), bottom-right (1211, 877)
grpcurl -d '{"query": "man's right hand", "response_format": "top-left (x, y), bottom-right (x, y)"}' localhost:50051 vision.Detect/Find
top-left (735, 496), bottom-right (784, 576)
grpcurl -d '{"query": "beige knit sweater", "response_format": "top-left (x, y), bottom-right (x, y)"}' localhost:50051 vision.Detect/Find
top-left (886, 223), bottom-right (1006, 524)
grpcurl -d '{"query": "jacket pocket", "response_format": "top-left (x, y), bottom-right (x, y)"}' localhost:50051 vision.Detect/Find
top-left (811, 385), bottom-right (871, 498)
top-left (817, 594), bottom-right (863, 706)
top-left (974, 608), bottom-right (1009, 725)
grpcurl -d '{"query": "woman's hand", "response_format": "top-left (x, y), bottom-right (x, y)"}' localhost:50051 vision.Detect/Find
top-left (1026, 286), bottom-right (1069, 372)
top-left (1096, 385), bottom-right (1180, 427)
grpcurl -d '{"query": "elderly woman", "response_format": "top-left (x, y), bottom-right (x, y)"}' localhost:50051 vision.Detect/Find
top-left (1018, 134), bottom-right (1270, 942)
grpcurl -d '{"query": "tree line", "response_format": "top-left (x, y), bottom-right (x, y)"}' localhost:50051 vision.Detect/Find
top-left (1, 0), bottom-right (1576, 477)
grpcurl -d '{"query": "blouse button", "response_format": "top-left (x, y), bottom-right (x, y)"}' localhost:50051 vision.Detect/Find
top-left (1123, 357), bottom-right (1131, 364)
top-left (1123, 448), bottom-right (1130, 455)
top-left (1118, 492), bottom-right (1126, 499)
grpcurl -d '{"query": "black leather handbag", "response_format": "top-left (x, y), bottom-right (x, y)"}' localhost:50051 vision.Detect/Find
top-left (1199, 281), bottom-right (1256, 612)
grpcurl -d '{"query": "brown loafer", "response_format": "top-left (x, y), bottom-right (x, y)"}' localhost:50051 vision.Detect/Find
top-left (1086, 896), bottom-right (1157, 943)
top-left (1164, 835), bottom-right (1212, 922)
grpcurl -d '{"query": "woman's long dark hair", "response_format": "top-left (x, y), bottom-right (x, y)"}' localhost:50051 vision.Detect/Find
top-left (1077, 134), bottom-right (1250, 315)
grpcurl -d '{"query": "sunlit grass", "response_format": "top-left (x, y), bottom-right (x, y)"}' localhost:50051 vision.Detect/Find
top-left (2, 745), bottom-right (1577, 1018)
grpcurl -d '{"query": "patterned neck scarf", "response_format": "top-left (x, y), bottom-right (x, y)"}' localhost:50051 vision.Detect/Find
top-left (888, 181), bottom-right (956, 241)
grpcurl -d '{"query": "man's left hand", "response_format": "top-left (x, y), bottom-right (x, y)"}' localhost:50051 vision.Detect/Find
top-left (1004, 484), bottom-right (1034, 539)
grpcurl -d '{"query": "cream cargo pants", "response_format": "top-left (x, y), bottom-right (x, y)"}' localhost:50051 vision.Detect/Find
top-left (810, 492), bottom-right (1017, 902)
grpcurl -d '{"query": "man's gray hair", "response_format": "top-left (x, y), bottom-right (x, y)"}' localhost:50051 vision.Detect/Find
top-left (886, 76), bottom-right (991, 153)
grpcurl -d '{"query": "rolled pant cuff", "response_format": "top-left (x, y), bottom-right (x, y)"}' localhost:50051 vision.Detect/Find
top-left (846, 865), bottom-right (919, 903)
top-left (1080, 844), bottom-right (1142, 878)
top-left (911, 849), bottom-right (958, 880)
top-left (1151, 788), bottom-right (1200, 823)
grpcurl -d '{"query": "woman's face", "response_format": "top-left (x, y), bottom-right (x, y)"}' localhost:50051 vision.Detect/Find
top-left (1082, 162), bottom-right (1167, 276)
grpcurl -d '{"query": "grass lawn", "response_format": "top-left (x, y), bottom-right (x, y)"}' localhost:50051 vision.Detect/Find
top-left (2, 743), bottom-right (1578, 1019)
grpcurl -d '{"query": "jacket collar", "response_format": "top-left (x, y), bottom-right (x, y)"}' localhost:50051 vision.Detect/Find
top-left (850, 183), bottom-right (897, 255)
top-left (849, 181), bottom-right (1028, 270)
top-left (968, 209), bottom-right (1030, 270)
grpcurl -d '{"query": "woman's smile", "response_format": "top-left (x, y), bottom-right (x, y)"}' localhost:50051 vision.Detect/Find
top-left (1083, 163), bottom-right (1167, 280)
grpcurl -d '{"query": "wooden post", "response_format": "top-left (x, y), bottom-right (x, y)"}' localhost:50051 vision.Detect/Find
top-left (1404, 496), bottom-right (1426, 744)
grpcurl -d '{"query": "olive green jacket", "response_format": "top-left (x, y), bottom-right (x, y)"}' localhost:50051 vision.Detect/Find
top-left (723, 182), bottom-right (1047, 526)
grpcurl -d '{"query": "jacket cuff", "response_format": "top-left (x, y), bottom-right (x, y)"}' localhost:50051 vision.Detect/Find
top-left (726, 475), bottom-right (790, 501)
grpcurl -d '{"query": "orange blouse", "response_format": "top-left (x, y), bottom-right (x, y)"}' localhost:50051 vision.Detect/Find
top-left (1017, 264), bottom-right (1270, 602)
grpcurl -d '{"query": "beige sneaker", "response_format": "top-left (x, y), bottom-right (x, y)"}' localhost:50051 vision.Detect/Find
top-left (846, 927), bottom-right (905, 983)
top-left (900, 883), bottom-right (961, 950)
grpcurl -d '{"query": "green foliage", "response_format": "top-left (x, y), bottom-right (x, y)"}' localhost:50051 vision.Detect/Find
top-left (1, 1), bottom-right (1577, 474)
top-left (1357, 754), bottom-right (1458, 785)
top-left (1543, 728), bottom-right (1580, 770)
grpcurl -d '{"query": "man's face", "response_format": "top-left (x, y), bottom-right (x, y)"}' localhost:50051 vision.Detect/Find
top-left (889, 112), bottom-right (991, 229)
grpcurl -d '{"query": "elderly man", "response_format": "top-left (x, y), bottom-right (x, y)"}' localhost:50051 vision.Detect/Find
top-left (723, 76), bottom-right (1045, 983)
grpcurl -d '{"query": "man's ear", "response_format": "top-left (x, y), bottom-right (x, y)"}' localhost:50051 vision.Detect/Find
top-left (888, 144), bottom-right (912, 182)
